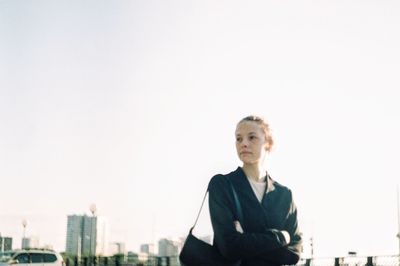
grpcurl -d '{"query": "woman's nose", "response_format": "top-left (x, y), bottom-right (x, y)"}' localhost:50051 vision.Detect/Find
top-left (241, 140), bottom-right (249, 147)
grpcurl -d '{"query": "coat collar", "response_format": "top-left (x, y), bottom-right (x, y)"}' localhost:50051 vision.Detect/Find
top-left (229, 167), bottom-right (276, 203)
top-left (233, 167), bottom-right (275, 191)
top-left (228, 167), bottom-right (277, 228)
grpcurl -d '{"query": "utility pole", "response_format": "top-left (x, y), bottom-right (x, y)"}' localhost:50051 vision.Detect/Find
top-left (397, 186), bottom-right (400, 264)
top-left (21, 219), bottom-right (27, 249)
top-left (89, 204), bottom-right (97, 266)
top-left (22, 219), bottom-right (27, 238)
top-left (310, 237), bottom-right (314, 259)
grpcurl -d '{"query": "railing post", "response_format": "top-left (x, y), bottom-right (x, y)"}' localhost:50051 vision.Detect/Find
top-left (366, 256), bottom-right (373, 266)
top-left (166, 257), bottom-right (170, 266)
top-left (334, 257), bottom-right (340, 266)
top-left (74, 256), bottom-right (79, 266)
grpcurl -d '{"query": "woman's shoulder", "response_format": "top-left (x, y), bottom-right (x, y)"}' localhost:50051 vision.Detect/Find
top-left (269, 176), bottom-right (293, 195)
top-left (208, 173), bottom-right (227, 189)
top-left (269, 179), bottom-right (296, 206)
top-left (208, 167), bottom-right (240, 190)
top-left (272, 180), bottom-right (290, 191)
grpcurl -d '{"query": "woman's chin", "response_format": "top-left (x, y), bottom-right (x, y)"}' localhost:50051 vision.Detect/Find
top-left (241, 159), bottom-right (256, 165)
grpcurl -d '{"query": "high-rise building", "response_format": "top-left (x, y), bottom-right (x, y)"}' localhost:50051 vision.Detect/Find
top-left (0, 236), bottom-right (13, 251)
top-left (65, 215), bottom-right (83, 256)
top-left (140, 243), bottom-right (154, 255)
top-left (95, 216), bottom-right (108, 256)
top-left (158, 238), bottom-right (179, 257)
top-left (21, 236), bottom-right (39, 249)
top-left (81, 215), bottom-right (97, 256)
top-left (65, 214), bottom-right (109, 256)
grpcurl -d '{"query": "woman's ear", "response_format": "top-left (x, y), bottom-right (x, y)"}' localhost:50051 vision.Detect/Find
top-left (264, 142), bottom-right (270, 152)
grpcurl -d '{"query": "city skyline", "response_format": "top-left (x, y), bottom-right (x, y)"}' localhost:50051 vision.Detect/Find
top-left (1, 213), bottom-right (192, 258)
top-left (1, 195), bottom-right (399, 257)
top-left (1, 0), bottom-right (400, 258)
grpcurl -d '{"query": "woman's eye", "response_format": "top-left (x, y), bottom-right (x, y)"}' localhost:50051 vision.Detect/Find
top-left (249, 135), bottom-right (256, 140)
top-left (236, 137), bottom-right (242, 142)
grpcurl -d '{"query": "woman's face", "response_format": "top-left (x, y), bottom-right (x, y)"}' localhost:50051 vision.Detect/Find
top-left (235, 121), bottom-right (269, 165)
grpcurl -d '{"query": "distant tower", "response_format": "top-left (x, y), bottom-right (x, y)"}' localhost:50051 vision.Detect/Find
top-left (82, 215), bottom-right (97, 256)
top-left (65, 213), bottom-right (108, 256)
top-left (66, 215), bottom-right (83, 255)
top-left (21, 219), bottom-right (28, 249)
top-left (66, 215), bottom-right (96, 256)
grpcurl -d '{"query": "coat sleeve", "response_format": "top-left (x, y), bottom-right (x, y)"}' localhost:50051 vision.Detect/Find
top-left (259, 190), bottom-right (303, 265)
top-left (208, 175), bottom-right (288, 261)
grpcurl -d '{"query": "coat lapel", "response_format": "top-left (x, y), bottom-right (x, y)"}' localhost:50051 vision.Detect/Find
top-left (230, 167), bottom-right (261, 206)
top-left (228, 167), bottom-right (278, 229)
top-left (228, 168), bottom-right (269, 229)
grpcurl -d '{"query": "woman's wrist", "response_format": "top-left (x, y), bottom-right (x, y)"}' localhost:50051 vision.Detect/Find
top-left (267, 229), bottom-right (291, 246)
top-left (280, 230), bottom-right (290, 245)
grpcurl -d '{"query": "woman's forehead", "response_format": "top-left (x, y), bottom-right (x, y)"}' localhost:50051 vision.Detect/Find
top-left (235, 121), bottom-right (263, 134)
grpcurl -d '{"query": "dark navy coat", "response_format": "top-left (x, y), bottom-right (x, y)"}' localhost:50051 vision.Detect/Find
top-left (208, 167), bottom-right (302, 266)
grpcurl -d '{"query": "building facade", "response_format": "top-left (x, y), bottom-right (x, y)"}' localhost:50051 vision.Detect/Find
top-left (65, 215), bottom-right (83, 256)
top-left (140, 243), bottom-right (154, 255)
top-left (158, 238), bottom-right (179, 257)
top-left (21, 236), bottom-right (39, 249)
top-left (21, 237), bottom-right (30, 249)
top-left (0, 236), bottom-right (13, 252)
top-left (65, 215), bottom-right (108, 256)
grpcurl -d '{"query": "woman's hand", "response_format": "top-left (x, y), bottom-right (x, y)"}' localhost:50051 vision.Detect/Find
top-left (234, 220), bottom-right (243, 233)
top-left (268, 229), bottom-right (291, 245)
top-left (280, 230), bottom-right (291, 245)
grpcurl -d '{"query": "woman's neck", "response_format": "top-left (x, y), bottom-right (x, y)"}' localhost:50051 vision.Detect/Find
top-left (242, 163), bottom-right (266, 182)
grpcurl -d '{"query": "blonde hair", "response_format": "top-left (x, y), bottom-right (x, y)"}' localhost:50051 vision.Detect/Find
top-left (238, 115), bottom-right (274, 151)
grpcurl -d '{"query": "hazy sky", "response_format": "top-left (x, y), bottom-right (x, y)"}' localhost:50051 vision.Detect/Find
top-left (1, 0), bottom-right (400, 258)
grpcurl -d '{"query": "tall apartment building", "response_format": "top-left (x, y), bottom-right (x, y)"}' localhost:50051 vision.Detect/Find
top-left (65, 215), bottom-right (83, 256)
top-left (95, 216), bottom-right (108, 255)
top-left (158, 238), bottom-right (179, 257)
top-left (65, 215), bottom-right (108, 256)
top-left (0, 236), bottom-right (13, 251)
top-left (140, 243), bottom-right (154, 255)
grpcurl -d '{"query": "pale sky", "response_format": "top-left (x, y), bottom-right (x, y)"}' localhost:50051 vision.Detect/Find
top-left (1, 0), bottom-right (400, 258)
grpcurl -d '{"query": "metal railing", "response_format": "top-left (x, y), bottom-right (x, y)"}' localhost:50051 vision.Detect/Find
top-left (63, 255), bottom-right (400, 266)
top-left (298, 255), bottom-right (400, 266)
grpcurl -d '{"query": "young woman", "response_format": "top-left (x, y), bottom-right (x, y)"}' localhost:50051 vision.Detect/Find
top-left (208, 115), bottom-right (302, 266)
